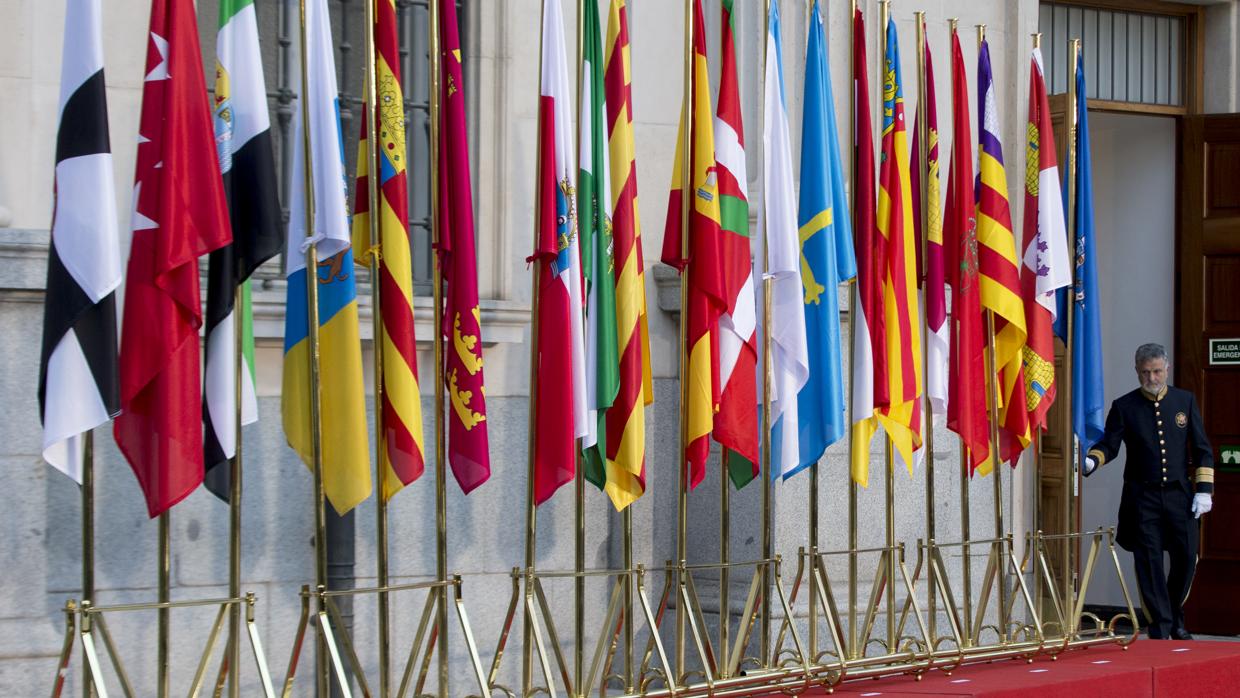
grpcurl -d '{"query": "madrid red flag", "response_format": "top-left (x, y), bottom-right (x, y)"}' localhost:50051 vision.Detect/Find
top-left (944, 29), bottom-right (989, 472)
top-left (114, 0), bottom-right (232, 517)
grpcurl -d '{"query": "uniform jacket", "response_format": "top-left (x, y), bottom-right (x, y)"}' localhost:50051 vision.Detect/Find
top-left (1086, 385), bottom-right (1214, 550)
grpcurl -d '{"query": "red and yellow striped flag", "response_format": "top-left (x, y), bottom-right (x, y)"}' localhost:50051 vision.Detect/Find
top-left (875, 18), bottom-right (923, 470)
top-left (352, 0), bottom-right (425, 499)
top-left (977, 38), bottom-right (1030, 472)
top-left (661, 0), bottom-right (725, 490)
top-left (601, 0), bottom-right (650, 510)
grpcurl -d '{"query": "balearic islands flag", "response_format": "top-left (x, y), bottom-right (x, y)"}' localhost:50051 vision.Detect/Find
top-left (874, 17), bottom-right (923, 473)
top-left (39, 0), bottom-right (121, 483)
top-left (437, 0), bottom-right (490, 493)
top-left (911, 20), bottom-right (947, 419)
top-left (352, 0), bottom-right (426, 500)
top-left (794, 0), bottom-right (857, 478)
top-left (114, 0), bottom-right (233, 517)
top-left (204, 0), bottom-right (283, 501)
top-left (533, 0), bottom-right (587, 505)
top-left (282, 0), bottom-right (371, 515)
top-left (977, 37), bottom-right (1031, 473)
top-left (945, 28), bottom-right (990, 472)
top-left (761, 0), bottom-right (809, 482)
top-left (601, 0), bottom-right (650, 511)
top-left (662, 0), bottom-right (725, 491)
top-left (849, 8), bottom-right (886, 486)
top-left (1021, 47), bottom-right (1071, 434)
top-left (580, 0), bottom-right (619, 495)
top-left (713, 0), bottom-right (759, 486)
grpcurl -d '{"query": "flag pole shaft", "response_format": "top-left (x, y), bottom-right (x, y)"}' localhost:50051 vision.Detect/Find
top-left (719, 451), bottom-right (730, 677)
top-left (427, 1), bottom-right (449, 692)
top-left (802, 0), bottom-right (820, 665)
top-left (675, 0), bottom-right (692, 681)
top-left (847, 0), bottom-right (860, 662)
top-left (295, 0), bottom-right (330, 687)
top-left (977, 22), bottom-right (1010, 647)
top-left (158, 512), bottom-right (170, 698)
top-left (948, 15), bottom-right (972, 650)
top-left (228, 286), bottom-right (245, 698)
top-left (525, 1), bottom-right (548, 691)
top-left (623, 507), bottom-right (634, 692)
top-left (1063, 37), bottom-right (1081, 637)
top-left (82, 431), bottom-right (95, 698)
top-left (573, 4), bottom-right (586, 692)
top-left (879, 0), bottom-right (897, 656)
top-left (360, 1), bottom-right (392, 693)
top-left (1030, 31), bottom-right (1045, 628)
top-left (915, 10), bottom-right (937, 648)
top-left (758, 0), bottom-right (776, 672)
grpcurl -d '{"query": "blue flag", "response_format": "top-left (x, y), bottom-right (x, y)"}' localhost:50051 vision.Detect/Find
top-left (1054, 51), bottom-right (1105, 446)
top-left (785, 0), bottom-right (858, 478)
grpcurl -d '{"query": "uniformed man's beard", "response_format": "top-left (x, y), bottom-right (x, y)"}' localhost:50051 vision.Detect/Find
top-left (1141, 381), bottom-right (1165, 395)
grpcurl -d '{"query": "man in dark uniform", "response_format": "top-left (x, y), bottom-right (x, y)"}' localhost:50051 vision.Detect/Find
top-left (1083, 343), bottom-right (1214, 640)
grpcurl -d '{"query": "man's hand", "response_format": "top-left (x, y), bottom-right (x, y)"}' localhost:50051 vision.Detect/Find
top-left (1083, 456), bottom-right (1098, 477)
top-left (1192, 493), bottom-right (1213, 519)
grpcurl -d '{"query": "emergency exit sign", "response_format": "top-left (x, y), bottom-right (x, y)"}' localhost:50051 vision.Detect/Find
top-left (1209, 339), bottom-right (1240, 365)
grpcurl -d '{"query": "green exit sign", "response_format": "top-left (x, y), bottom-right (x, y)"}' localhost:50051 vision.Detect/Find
top-left (1210, 339), bottom-right (1240, 365)
top-left (1221, 445), bottom-right (1240, 471)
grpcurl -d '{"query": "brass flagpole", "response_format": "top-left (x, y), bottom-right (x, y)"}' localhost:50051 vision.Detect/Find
top-left (1063, 37), bottom-right (1081, 638)
top-left (228, 285), bottom-right (245, 698)
top-left (978, 23), bottom-right (1010, 646)
top-left (675, 0), bottom-right (692, 681)
top-left (82, 431), bottom-right (95, 698)
top-left (427, 0), bottom-right (450, 691)
top-left (295, 0), bottom-right (331, 689)
top-left (360, 1), bottom-right (392, 693)
top-left (879, 0), bottom-right (897, 655)
top-left (803, 0), bottom-right (819, 665)
top-left (949, 17), bottom-right (972, 649)
top-left (1030, 31), bottom-right (1045, 625)
top-left (158, 514), bottom-right (170, 697)
top-left (758, 0), bottom-right (777, 672)
top-left (524, 1), bottom-right (548, 691)
top-left (846, 0), bottom-right (860, 662)
top-left (914, 10), bottom-right (938, 648)
top-left (573, 2), bottom-right (586, 691)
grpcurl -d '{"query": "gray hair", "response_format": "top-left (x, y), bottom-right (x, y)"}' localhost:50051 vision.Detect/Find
top-left (1135, 343), bottom-right (1168, 366)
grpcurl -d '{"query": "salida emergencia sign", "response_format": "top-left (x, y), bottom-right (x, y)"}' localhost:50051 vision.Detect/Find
top-left (1209, 339), bottom-right (1240, 366)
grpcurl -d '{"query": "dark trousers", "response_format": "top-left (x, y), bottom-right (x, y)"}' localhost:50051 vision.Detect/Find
top-left (1129, 485), bottom-right (1199, 638)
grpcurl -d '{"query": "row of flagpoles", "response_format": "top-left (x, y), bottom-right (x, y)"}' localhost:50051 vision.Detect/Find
top-left (36, 0), bottom-right (1108, 693)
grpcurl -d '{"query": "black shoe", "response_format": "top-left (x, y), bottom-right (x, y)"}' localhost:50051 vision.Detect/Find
top-left (1172, 627), bottom-right (1194, 641)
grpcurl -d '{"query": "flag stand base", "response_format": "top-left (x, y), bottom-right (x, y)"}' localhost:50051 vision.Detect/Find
top-left (278, 576), bottom-right (488, 698)
top-left (50, 592), bottom-right (275, 698)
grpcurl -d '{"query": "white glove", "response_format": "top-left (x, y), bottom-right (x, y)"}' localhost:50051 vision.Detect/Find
top-left (1192, 493), bottom-right (1213, 519)
top-left (1082, 456), bottom-right (1098, 477)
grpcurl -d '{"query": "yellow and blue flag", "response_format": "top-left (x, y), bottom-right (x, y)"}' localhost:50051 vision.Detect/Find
top-left (282, 0), bottom-right (370, 515)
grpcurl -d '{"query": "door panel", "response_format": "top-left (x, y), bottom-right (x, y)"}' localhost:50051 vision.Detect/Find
top-left (1178, 115), bottom-right (1240, 635)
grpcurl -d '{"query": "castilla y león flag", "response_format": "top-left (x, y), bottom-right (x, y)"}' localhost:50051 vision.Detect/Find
top-left (115, 0), bottom-right (233, 517)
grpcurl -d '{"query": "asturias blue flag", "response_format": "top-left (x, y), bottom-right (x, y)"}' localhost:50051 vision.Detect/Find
top-left (786, 0), bottom-right (858, 478)
top-left (1055, 50), bottom-right (1104, 446)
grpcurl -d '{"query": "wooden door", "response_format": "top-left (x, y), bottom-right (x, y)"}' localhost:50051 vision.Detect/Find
top-left (1178, 115), bottom-right (1240, 635)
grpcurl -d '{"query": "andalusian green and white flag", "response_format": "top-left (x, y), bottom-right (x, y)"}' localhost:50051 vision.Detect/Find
top-left (204, 0), bottom-right (283, 501)
top-left (579, 0), bottom-right (619, 492)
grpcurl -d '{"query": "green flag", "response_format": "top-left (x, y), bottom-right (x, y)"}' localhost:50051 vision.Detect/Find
top-left (580, 0), bottom-right (619, 490)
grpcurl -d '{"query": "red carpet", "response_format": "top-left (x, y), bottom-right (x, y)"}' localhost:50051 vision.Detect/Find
top-left (789, 640), bottom-right (1240, 697)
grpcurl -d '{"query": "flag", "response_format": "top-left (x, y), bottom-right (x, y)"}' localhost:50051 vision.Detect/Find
top-left (662, 0), bottom-right (724, 491)
top-left (977, 37), bottom-right (1030, 473)
top-left (911, 22), bottom-right (947, 418)
top-left (849, 8), bottom-right (887, 486)
top-left (761, 0), bottom-right (809, 481)
top-left (1021, 47), bottom-right (1071, 434)
top-left (713, 0), bottom-right (759, 486)
top-left (1060, 50), bottom-right (1105, 446)
top-left (532, 0), bottom-right (587, 505)
top-left (601, 0), bottom-right (650, 510)
top-left (945, 29), bottom-right (989, 472)
top-left (792, 0), bottom-right (857, 479)
top-left (203, 0), bottom-right (283, 501)
top-left (281, 0), bottom-right (371, 515)
top-left (437, 0), bottom-right (490, 493)
top-left (351, 0), bottom-right (425, 500)
top-left (39, 0), bottom-right (121, 483)
top-left (114, 0), bottom-right (232, 517)
top-left (580, 0), bottom-right (619, 494)
top-left (874, 17), bottom-right (923, 474)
